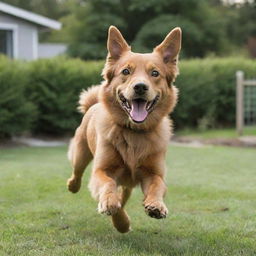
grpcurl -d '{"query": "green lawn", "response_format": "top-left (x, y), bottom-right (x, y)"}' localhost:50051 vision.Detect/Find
top-left (176, 126), bottom-right (256, 139)
top-left (0, 145), bottom-right (255, 256)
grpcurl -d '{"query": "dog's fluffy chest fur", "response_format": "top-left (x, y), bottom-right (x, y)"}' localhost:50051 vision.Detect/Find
top-left (106, 118), bottom-right (171, 171)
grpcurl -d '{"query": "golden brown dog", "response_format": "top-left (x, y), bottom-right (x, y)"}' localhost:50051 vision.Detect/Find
top-left (67, 25), bottom-right (181, 233)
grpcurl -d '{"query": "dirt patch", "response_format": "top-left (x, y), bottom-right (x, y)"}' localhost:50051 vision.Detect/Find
top-left (1, 135), bottom-right (256, 149)
top-left (172, 136), bottom-right (256, 148)
top-left (0, 136), bottom-right (70, 149)
top-left (170, 140), bottom-right (207, 148)
top-left (0, 139), bottom-right (24, 149)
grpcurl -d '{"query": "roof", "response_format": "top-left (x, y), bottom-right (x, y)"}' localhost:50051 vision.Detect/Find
top-left (0, 1), bottom-right (61, 30)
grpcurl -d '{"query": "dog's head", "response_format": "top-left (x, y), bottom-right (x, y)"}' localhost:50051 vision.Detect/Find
top-left (101, 26), bottom-right (181, 130)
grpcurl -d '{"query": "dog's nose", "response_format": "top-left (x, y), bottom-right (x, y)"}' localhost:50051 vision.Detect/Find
top-left (133, 83), bottom-right (148, 95)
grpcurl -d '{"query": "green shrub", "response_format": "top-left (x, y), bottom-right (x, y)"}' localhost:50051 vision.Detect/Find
top-left (26, 57), bottom-right (104, 135)
top-left (174, 58), bottom-right (256, 129)
top-left (1, 56), bottom-right (255, 137)
top-left (0, 56), bottom-right (36, 138)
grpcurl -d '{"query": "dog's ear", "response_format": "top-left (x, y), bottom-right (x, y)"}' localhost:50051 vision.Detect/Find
top-left (107, 26), bottom-right (130, 59)
top-left (154, 27), bottom-right (182, 63)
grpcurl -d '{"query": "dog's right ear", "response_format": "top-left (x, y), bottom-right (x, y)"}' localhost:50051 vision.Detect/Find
top-left (107, 26), bottom-right (130, 59)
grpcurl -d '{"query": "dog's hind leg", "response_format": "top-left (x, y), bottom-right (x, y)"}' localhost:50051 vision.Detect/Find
top-left (111, 186), bottom-right (132, 233)
top-left (67, 127), bottom-right (92, 193)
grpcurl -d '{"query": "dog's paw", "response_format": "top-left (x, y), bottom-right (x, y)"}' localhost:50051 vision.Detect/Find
top-left (98, 194), bottom-right (121, 216)
top-left (144, 200), bottom-right (168, 219)
top-left (67, 177), bottom-right (81, 193)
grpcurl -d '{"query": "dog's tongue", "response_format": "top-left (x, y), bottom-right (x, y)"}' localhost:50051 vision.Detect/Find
top-left (130, 100), bottom-right (148, 122)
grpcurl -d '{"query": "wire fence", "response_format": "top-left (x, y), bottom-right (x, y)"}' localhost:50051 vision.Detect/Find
top-left (236, 71), bottom-right (256, 135)
top-left (244, 85), bottom-right (256, 126)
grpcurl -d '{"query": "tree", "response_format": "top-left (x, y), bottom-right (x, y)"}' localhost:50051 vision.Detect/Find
top-left (3, 0), bottom-right (253, 59)
top-left (67, 0), bottom-right (229, 59)
top-left (1, 0), bottom-right (67, 19)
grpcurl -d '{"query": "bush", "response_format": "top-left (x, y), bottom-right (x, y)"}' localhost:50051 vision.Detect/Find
top-left (26, 57), bottom-right (256, 133)
top-left (1, 56), bottom-right (255, 137)
top-left (0, 56), bottom-right (36, 138)
top-left (26, 57), bottom-right (104, 135)
top-left (173, 58), bottom-right (256, 129)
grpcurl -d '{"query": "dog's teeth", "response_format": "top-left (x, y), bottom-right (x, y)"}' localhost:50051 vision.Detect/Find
top-left (147, 101), bottom-right (154, 110)
top-left (119, 94), bottom-right (126, 103)
top-left (126, 101), bottom-right (131, 109)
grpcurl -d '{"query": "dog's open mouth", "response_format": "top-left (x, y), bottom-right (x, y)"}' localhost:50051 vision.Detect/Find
top-left (118, 93), bottom-right (160, 123)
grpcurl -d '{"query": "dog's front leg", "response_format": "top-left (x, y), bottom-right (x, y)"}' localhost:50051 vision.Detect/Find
top-left (89, 141), bottom-right (124, 216)
top-left (141, 174), bottom-right (168, 219)
top-left (97, 170), bottom-right (121, 216)
top-left (140, 152), bottom-right (168, 219)
top-left (89, 168), bottom-right (121, 215)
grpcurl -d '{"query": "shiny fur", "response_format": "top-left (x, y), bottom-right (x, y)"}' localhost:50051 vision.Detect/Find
top-left (67, 26), bottom-right (182, 233)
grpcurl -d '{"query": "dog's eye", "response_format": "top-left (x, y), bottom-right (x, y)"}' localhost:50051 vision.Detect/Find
top-left (151, 70), bottom-right (159, 77)
top-left (122, 69), bottom-right (130, 75)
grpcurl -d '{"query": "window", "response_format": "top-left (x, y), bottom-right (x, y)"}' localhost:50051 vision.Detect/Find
top-left (0, 29), bottom-right (13, 58)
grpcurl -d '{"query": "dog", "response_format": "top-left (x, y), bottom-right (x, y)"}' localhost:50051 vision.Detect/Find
top-left (67, 25), bottom-right (181, 233)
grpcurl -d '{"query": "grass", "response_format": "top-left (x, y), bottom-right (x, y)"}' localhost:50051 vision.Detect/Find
top-left (176, 126), bottom-right (256, 139)
top-left (0, 145), bottom-right (256, 256)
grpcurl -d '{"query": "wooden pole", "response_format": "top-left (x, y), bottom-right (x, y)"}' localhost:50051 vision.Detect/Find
top-left (236, 71), bottom-right (244, 136)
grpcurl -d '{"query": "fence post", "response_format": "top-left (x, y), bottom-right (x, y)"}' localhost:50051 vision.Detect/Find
top-left (236, 71), bottom-right (244, 136)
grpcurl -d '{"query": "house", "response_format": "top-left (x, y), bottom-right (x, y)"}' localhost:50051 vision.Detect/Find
top-left (0, 1), bottom-right (67, 60)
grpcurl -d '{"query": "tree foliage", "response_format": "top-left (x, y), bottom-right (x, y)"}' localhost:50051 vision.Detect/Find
top-left (1, 0), bottom-right (67, 19)
top-left (1, 0), bottom-right (256, 58)
top-left (67, 0), bottom-right (229, 59)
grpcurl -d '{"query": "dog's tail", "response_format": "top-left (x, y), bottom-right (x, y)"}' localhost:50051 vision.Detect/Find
top-left (78, 85), bottom-right (100, 114)
top-left (111, 187), bottom-right (132, 233)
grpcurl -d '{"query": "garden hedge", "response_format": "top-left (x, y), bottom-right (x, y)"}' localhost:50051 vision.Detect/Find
top-left (26, 58), bottom-right (103, 134)
top-left (0, 56), bottom-right (36, 138)
top-left (175, 58), bottom-right (256, 129)
top-left (0, 56), bottom-right (256, 137)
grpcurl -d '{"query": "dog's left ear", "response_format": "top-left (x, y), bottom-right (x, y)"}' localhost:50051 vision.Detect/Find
top-left (154, 27), bottom-right (182, 63)
top-left (107, 26), bottom-right (130, 60)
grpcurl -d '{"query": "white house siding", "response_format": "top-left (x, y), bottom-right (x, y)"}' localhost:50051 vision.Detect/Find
top-left (0, 12), bottom-right (38, 60)
top-left (38, 43), bottom-right (67, 58)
